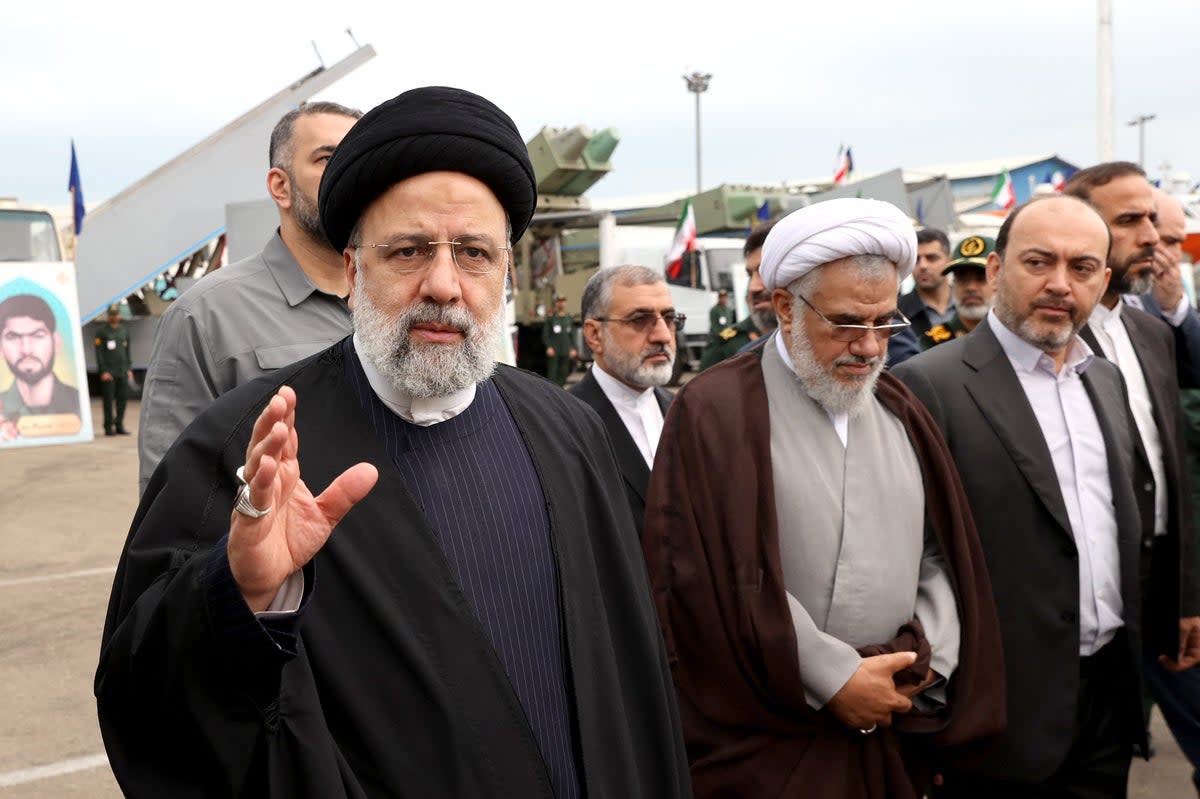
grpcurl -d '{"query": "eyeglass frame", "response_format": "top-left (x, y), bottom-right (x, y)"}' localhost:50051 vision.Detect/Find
top-left (589, 310), bottom-right (688, 334)
top-left (358, 236), bottom-right (512, 275)
top-left (792, 292), bottom-right (911, 342)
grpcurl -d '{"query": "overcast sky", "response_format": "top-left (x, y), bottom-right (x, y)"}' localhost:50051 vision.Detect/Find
top-left (6, 0), bottom-right (1198, 211)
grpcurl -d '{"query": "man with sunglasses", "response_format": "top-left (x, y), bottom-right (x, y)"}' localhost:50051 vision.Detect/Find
top-left (98, 87), bottom-right (690, 798)
top-left (643, 198), bottom-right (1003, 797)
top-left (570, 266), bottom-right (678, 539)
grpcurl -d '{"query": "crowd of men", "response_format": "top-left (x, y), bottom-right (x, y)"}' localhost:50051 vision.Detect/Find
top-left (93, 84), bottom-right (1200, 798)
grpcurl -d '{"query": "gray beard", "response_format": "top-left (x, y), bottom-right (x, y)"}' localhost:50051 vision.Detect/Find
top-left (352, 283), bottom-right (501, 399)
top-left (957, 302), bottom-right (990, 322)
top-left (787, 309), bottom-right (882, 417)
top-left (993, 278), bottom-right (1076, 352)
top-left (598, 327), bottom-right (673, 388)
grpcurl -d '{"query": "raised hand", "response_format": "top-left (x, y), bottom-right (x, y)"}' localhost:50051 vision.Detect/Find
top-left (227, 386), bottom-right (378, 611)
top-left (825, 651), bottom-right (917, 731)
top-left (1152, 246), bottom-right (1185, 312)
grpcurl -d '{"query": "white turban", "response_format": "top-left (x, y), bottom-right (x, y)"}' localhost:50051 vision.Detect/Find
top-left (759, 198), bottom-right (917, 291)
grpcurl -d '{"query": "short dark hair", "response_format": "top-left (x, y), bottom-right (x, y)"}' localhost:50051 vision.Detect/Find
top-left (916, 227), bottom-right (950, 254)
top-left (995, 195), bottom-right (1111, 259)
top-left (268, 101), bottom-right (362, 169)
top-left (0, 294), bottom-right (55, 333)
top-left (1063, 161), bottom-right (1145, 203)
top-left (744, 219), bottom-right (778, 257)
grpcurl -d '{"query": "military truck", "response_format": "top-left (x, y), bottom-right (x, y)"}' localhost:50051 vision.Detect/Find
top-left (511, 126), bottom-right (791, 382)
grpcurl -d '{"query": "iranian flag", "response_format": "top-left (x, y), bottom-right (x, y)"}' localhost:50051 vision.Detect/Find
top-left (665, 198), bottom-right (696, 279)
top-left (991, 168), bottom-right (1016, 210)
top-left (833, 145), bottom-right (854, 185)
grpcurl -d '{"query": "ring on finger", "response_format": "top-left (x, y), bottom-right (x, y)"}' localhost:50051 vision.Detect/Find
top-left (234, 465), bottom-right (272, 518)
top-left (859, 724), bottom-right (877, 735)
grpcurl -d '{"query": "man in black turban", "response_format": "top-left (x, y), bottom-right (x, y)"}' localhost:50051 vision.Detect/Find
top-left (97, 86), bottom-right (690, 799)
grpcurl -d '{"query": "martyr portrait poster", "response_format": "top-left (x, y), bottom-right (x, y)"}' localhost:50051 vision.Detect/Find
top-left (0, 264), bottom-right (94, 448)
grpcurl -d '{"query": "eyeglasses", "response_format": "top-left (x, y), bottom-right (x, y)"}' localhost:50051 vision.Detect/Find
top-left (794, 293), bottom-right (911, 342)
top-left (592, 311), bottom-right (687, 333)
top-left (360, 236), bottom-right (510, 275)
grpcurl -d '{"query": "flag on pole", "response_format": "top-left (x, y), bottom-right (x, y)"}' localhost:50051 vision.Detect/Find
top-left (756, 200), bottom-right (770, 223)
top-left (68, 140), bottom-right (86, 236)
top-left (665, 198), bottom-right (697, 280)
top-left (1050, 170), bottom-right (1066, 192)
top-left (832, 145), bottom-right (854, 185)
top-left (990, 168), bottom-right (1016, 210)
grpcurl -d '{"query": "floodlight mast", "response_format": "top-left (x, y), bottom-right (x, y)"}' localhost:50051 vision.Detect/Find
top-left (684, 72), bottom-right (712, 195)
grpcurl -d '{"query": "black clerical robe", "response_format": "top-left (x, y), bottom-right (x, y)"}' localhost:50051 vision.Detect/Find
top-left (96, 343), bottom-right (690, 798)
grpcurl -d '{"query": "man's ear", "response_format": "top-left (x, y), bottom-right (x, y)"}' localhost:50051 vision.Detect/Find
top-left (267, 167), bottom-right (292, 209)
top-left (772, 288), bottom-right (794, 331)
top-left (582, 319), bottom-right (603, 355)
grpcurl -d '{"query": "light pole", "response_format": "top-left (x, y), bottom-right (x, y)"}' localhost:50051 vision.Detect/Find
top-left (1127, 114), bottom-right (1156, 168)
top-left (683, 71), bottom-right (711, 195)
top-left (1097, 0), bottom-right (1115, 161)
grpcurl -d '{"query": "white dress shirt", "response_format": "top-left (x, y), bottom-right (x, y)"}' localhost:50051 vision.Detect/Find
top-left (1088, 302), bottom-right (1167, 536)
top-left (590, 364), bottom-right (664, 468)
top-left (988, 312), bottom-right (1124, 655)
top-left (353, 332), bottom-right (477, 425)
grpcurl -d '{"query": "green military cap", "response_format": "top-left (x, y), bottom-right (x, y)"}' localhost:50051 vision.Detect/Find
top-left (554, 294), bottom-right (567, 301)
top-left (943, 235), bottom-right (996, 274)
top-left (107, 304), bottom-right (122, 316)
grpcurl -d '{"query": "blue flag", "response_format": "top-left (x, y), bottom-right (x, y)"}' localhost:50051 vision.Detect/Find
top-left (756, 200), bottom-right (770, 223)
top-left (68, 140), bottom-right (86, 236)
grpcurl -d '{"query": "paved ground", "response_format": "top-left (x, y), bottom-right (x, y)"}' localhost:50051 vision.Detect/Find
top-left (0, 394), bottom-right (1193, 796)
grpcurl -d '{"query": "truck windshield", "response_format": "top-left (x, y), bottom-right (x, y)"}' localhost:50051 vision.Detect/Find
top-left (0, 210), bottom-right (63, 262)
top-left (706, 247), bottom-right (744, 294)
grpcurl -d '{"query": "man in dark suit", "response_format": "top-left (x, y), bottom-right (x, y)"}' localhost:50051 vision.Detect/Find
top-left (894, 195), bottom-right (1146, 797)
top-left (571, 266), bottom-right (675, 537)
top-left (1067, 164), bottom-right (1200, 791)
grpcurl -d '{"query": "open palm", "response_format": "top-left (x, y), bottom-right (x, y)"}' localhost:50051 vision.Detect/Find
top-left (227, 386), bottom-right (378, 612)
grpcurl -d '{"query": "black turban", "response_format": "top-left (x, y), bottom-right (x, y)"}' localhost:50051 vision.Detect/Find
top-left (318, 86), bottom-right (537, 252)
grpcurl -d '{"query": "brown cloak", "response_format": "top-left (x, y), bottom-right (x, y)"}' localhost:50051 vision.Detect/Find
top-left (643, 347), bottom-right (1005, 798)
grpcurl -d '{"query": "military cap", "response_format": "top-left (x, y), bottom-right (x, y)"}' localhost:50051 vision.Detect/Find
top-left (943, 235), bottom-right (995, 274)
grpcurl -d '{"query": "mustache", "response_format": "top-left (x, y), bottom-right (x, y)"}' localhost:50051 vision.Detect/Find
top-left (1130, 245), bottom-right (1155, 262)
top-left (398, 301), bottom-right (475, 334)
top-left (642, 343), bottom-right (670, 359)
top-left (749, 290), bottom-right (772, 304)
top-left (835, 354), bottom-right (881, 367)
top-left (1033, 296), bottom-right (1075, 312)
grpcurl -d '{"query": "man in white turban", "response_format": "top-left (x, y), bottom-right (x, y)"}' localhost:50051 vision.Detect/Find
top-left (642, 198), bottom-right (1004, 798)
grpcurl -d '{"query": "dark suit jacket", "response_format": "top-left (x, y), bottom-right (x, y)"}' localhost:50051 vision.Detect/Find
top-left (1081, 305), bottom-right (1200, 653)
top-left (568, 369), bottom-right (672, 538)
top-left (1140, 292), bottom-right (1200, 388)
top-left (893, 321), bottom-right (1145, 782)
top-left (898, 289), bottom-right (948, 340)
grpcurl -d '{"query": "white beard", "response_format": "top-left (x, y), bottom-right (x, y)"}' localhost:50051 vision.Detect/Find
top-left (598, 326), bottom-right (674, 388)
top-left (352, 282), bottom-right (502, 399)
top-left (787, 307), bottom-right (883, 417)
